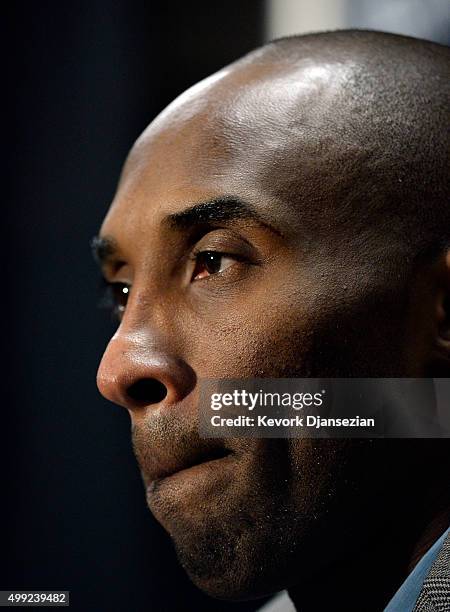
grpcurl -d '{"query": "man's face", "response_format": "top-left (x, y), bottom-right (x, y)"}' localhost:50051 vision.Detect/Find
top-left (96, 63), bottom-right (433, 598)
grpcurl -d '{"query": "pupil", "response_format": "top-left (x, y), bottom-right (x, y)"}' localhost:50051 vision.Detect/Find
top-left (204, 251), bottom-right (222, 274)
top-left (113, 283), bottom-right (129, 306)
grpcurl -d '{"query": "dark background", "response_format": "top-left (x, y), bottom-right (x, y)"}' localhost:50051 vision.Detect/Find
top-left (5, 3), bottom-right (265, 611)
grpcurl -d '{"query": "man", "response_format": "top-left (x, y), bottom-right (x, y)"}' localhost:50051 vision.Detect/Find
top-left (94, 30), bottom-right (450, 611)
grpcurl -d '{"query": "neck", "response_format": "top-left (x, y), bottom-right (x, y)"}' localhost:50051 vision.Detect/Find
top-left (288, 500), bottom-right (450, 612)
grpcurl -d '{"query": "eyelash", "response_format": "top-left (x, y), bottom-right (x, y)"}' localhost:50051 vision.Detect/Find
top-left (189, 249), bottom-right (244, 280)
top-left (98, 250), bottom-right (245, 320)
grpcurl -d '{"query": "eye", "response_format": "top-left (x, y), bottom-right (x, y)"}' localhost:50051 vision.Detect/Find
top-left (98, 279), bottom-right (130, 320)
top-left (191, 251), bottom-right (237, 281)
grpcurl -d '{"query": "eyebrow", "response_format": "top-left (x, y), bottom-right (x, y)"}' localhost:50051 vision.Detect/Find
top-left (92, 196), bottom-right (282, 267)
top-left (164, 197), bottom-right (282, 235)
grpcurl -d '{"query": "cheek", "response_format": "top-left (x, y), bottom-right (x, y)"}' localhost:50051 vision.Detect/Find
top-left (180, 263), bottom-right (411, 378)
top-left (186, 278), bottom-right (321, 378)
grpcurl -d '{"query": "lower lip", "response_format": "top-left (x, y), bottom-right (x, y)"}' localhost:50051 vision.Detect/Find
top-left (146, 452), bottom-right (235, 498)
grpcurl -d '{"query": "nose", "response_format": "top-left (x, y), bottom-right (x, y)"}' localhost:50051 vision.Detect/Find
top-left (96, 330), bottom-right (196, 411)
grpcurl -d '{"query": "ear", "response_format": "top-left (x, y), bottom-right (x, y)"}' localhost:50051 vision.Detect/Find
top-left (433, 248), bottom-right (450, 373)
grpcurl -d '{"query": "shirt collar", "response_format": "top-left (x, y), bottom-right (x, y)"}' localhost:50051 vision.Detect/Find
top-left (384, 526), bottom-right (450, 612)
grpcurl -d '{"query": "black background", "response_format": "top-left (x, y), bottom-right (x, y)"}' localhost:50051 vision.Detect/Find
top-left (5, 3), bottom-right (266, 611)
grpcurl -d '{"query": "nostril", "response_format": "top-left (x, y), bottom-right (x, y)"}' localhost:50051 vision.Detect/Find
top-left (126, 378), bottom-right (167, 406)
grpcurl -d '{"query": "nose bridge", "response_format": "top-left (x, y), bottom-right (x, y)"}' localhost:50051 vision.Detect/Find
top-left (97, 310), bottom-right (195, 411)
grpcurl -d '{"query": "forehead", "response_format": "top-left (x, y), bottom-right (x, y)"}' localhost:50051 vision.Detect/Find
top-left (101, 58), bottom-right (357, 241)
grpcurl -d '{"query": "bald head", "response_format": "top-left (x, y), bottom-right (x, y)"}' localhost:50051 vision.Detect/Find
top-left (248, 30), bottom-right (450, 255)
top-left (126, 30), bottom-right (449, 265)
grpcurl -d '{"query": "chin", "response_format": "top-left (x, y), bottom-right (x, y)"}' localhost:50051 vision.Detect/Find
top-left (149, 490), bottom-right (274, 598)
top-left (146, 472), bottom-right (296, 600)
top-left (171, 519), bottom-right (287, 601)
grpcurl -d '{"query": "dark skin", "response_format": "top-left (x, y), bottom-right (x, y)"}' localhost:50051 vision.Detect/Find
top-left (96, 32), bottom-right (450, 611)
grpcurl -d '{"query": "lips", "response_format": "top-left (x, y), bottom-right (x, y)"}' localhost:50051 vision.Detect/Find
top-left (132, 413), bottom-right (233, 487)
top-left (149, 445), bottom-right (232, 484)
